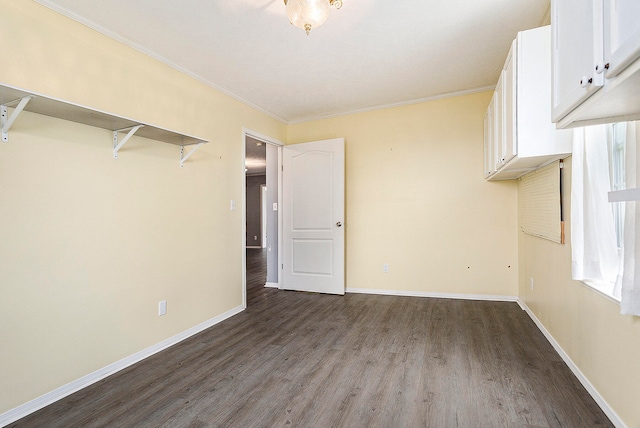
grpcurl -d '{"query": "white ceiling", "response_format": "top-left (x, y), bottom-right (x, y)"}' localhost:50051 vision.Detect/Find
top-left (35, 0), bottom-right (550, 124)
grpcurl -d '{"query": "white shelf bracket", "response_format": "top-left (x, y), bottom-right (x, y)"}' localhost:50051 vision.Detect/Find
top-left (113, 125), bottom-right (144, 159)
top-left (1, 96), bottom-right (33, 143)
top-left (180, 142), bottom-right (204, 168)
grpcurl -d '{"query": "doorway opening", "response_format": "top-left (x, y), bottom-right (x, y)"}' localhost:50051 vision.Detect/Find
top-left (243, 130), bottom-right (283, 308)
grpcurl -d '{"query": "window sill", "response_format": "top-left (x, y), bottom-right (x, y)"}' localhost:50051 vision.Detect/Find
top-left (581, 280), bottom-right (621, 305)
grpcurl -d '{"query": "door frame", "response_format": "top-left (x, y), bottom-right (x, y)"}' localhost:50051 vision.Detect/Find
top-left (260, 184), bottom-right (267, 249)
top-left (242, 128), bottom-right (284, 309)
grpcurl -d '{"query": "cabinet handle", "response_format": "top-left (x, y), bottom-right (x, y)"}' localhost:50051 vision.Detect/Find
top-left (580, 76), bottom-right (593, 88)
top-left (595, 62), bottom-right (610, 74)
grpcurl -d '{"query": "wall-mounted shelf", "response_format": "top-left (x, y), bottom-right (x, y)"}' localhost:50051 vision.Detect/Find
top-left (0, 84), bottom-right (208, 167)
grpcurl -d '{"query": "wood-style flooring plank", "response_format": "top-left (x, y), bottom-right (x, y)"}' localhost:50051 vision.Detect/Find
top-left (8, 249), bottom-right (613, 427)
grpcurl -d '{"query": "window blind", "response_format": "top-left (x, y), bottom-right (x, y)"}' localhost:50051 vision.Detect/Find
top-left (518, 160), bottom-right (564, 244)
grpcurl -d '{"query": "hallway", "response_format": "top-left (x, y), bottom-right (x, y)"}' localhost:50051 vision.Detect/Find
top-left (246, 248), bottom-right (271, 307)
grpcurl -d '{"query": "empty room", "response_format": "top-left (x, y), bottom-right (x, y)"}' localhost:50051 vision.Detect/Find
top-left (1, 1), bottom-right (640, 427)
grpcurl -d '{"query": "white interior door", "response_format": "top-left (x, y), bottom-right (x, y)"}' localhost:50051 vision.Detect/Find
top-left (282, 138), bottom-right (345, 295)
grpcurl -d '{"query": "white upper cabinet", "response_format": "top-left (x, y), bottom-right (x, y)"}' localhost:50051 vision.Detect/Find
top-left (551, 0), bottom-right (604, 123)
top-left (484, 100), bottom-right (494, 178)
top-left (501, 42), bottom-right (517, 166)
top-left (603, 0), bottom-right (640, 78)
top-left (493, 71), bottom-right (505, 171)
top-left (552, 0), bottom-right (640, 128)
top-left (484, 26), bottom-right (572, 181)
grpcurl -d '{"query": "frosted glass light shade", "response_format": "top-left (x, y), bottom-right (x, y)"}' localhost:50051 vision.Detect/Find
top-left (285, 0), bottom-right (330, 35)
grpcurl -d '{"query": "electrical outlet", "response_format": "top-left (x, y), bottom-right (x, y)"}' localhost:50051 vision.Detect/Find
top-left (158, 300), bottom-right (167, 316)
top-left (254, 236), bottom-right (258, 240)
top-left (530, 277), bottom-right (534, 291)
top-left (383, 263), bottom-right (389, 273)
top-left (230, 200), bottom-right (236, 211)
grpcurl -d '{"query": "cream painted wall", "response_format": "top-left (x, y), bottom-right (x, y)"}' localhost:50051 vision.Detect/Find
top-left (519, 157), bottom-right (640, 427)
top-left (287, 92), bottom-right (519, 297)
top-left (8, 0), bottom-right (623, 423)
top-left (0, 1), bottom-right (285, 413)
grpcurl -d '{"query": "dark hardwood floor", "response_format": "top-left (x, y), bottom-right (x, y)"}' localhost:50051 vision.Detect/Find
top-left (9, 248), bottom-right (612, 427)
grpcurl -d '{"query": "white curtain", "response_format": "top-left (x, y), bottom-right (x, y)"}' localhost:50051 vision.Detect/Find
top-left (571, 125), bottom-right (619, 284)
top-left (618, 122), bottom-right (640, 315)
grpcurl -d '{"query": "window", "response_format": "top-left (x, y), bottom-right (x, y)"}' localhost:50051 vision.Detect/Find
top-left (571, 121), bottom-right (640, 314)
top-left (571, 123), bottom-right (624, 302)
top-left (607, 123), bottom-right (627, 250)
top-left (583, 123), bottom-right (628, 301)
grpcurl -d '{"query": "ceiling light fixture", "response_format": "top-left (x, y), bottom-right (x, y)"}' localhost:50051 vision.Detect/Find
top-left (284, 0), bottom-right (343, 35)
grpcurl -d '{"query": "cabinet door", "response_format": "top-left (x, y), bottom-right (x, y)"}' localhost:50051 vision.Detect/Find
top-left (551, 0), bottom-right (604, 122)
top-left (502, 40), bottom-right (517, 165)
top-left (484, 105), bottom-right (494, 178)
top-left (493, 72), bottom-right (504, 171)
top-left (603, 0), bottom-right (640, 78)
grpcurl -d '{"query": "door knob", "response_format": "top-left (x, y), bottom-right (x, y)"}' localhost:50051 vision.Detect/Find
top-left (336, 222), bottom-right (342, 227)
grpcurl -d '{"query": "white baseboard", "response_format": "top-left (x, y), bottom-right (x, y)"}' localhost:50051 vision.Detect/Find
top-left (346, 287), bottom-right (518, 302)
top-left (0, 305), bottom-right (245, 427)
top-left (246, 246), bottom-right (262, 249)
top-left (517, 299), bottom-right (624, 428)
top-left (264, 282), bottom-right (279, 288)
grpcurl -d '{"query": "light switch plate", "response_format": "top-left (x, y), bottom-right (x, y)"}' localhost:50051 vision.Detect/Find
top-left (158, 300), bottom-right (167, 316)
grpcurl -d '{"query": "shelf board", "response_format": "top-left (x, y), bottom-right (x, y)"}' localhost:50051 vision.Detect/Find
top-left (0, 84), bottom-right (207, 147)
